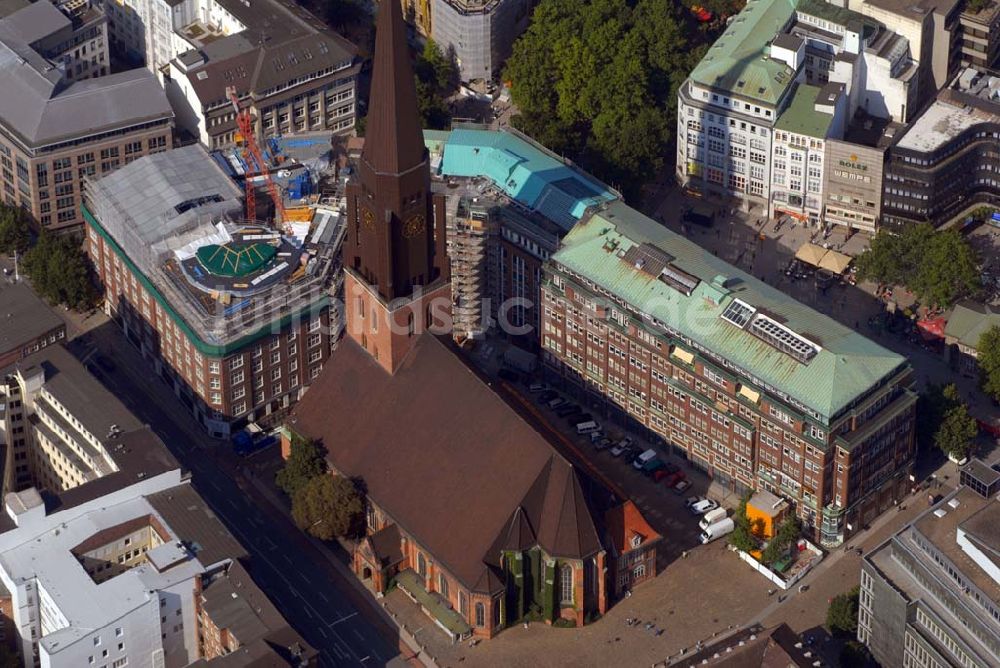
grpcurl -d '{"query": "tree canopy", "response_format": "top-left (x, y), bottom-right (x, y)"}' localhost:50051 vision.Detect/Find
top-left (917, 383), bottom-right (961, 450)
top-left (291, 474), bottom-right (364, 540)
top-left (826, 586), bottom-right (860, 636)
top-left (276, 434), bottom-right (327, 497)
top-left (854, 224), bottom-right (981, 307)
top-left (414, 39), bottom-right (455, 130)
top-left (503, 0), bottom-right (706, 199)
top-left (21, 232), bottom-right (97, 310)
top-left (760, 515), bottom-right (801, 565)
top-left (935, 400), bottom-right (977, 461)
top-left (0, 205), bottom-right (30, 255)
top-left (728, 494), bottom-right (758, 553)
top-left (978, 325), bottom-right (1000, 403)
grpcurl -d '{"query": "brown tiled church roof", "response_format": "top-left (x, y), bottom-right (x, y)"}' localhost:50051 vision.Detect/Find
top-left (288, 335), bottom-right (606, 593)
top-left (361, 0), bottom-right (425, 175)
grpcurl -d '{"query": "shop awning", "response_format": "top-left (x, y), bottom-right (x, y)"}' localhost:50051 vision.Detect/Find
top-left (818, 249), bottom-right (853, 274)
top-left (795, 243), bottom-right (827, 267)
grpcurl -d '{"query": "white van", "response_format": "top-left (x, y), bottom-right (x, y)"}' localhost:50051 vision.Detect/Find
top-left (576, 420), bottom-right (600, 435)
top-left (632, 449), bottom-right (658, 470)
top-left (698, 507), bottom-right (727, 531)
top-left (699, 517), bottom-right (735, 544)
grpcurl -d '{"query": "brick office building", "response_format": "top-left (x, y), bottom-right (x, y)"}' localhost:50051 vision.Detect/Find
top-left (285, 0), bottom-right (658, 640)
top-left (540, 200), bottom-right (917, 547)
top-left (84, 145), bottom-right (343, 437)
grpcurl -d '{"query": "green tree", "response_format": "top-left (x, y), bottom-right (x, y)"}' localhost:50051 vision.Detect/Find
top-left (978, 325), bottom-right (1000, 403)
top-left (504, 0), bottom-right (702, 199)
top-left (760, 515), bottom-right (800, 565)
top-left (0, 205), bottom-right (30, 254)
top-left (935, 401), bottom-right (977, 461)
top-left (840, 640), bottom-right (875, 667)
top-left (728, 494), bottom-right (758, 552)
top-left (21, 232), bottom-right (97, 310)
top-left (855, 224), bottom-right (980, 307)
top-left (275, 434), bottom-right (327, 497)
top-left (291, 474), bottom-right (364, 540)
top-left (826, 586), bottom-right (860, 636)
top-left (414, 39), bottom-right (455, 130)
top-left (917, 383), bottom-right (961, 450)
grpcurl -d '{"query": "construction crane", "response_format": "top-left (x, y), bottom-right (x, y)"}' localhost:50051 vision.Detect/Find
top-left (226, 85), bottom-right (286, 228)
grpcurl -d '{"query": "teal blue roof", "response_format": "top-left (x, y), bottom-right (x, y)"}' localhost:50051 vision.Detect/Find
top-left (551, 201), bottom-right (907, 421)
top-left (428, 127), bottom-right (617, 230)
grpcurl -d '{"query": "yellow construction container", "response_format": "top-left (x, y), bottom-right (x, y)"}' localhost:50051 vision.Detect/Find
top-left (746, 490), bottom-right (789, 540)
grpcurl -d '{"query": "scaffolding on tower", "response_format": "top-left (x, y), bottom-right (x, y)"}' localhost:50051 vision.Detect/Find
top-left (226, 86), bottom-right (287, 231)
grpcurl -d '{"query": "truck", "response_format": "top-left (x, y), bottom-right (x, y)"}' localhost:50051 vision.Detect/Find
top-left (698, 507), bottom-right (727, 531)
top-left (632, 449), bottom-right (658, 470)
top-left (233, 423), bottom-right (278, 456)
top-left (699, 517), bottom-right (735, 544)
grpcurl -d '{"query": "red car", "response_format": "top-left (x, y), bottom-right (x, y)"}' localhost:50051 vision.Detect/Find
top-left (652, 463), bottom-right (680, 483)
top-left (662, 470), bottom-right (686, 488)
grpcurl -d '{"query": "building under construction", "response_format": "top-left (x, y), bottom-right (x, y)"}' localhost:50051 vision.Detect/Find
top-left (445, 195), bottom-right (497, 341)
top-left (83, 145), bottom-right (346, 437)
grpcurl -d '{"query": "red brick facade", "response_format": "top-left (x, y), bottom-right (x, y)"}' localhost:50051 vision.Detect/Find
top-left (539, 279), bottom-right (917, 547)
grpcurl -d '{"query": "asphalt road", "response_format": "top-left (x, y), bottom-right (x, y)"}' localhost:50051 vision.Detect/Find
top-left (67, 322), bottom-right (400, 667)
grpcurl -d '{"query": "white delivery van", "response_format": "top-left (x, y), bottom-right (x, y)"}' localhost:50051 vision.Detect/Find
top-left (699, 517), bottom-right (735, 544)
top-left (698, 507), bottom-right (727, 531)
top-left (576, 421), bottom-right (600, 435)
top-left (632, 449), bottom-right (658, 470)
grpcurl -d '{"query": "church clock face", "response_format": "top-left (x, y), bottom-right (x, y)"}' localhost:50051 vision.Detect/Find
top-left (403, 214), bottom-right (425, 239)
top-left (362, 208), bottom-right (375, 231)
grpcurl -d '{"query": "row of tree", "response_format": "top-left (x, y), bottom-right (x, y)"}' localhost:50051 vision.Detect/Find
top-left (503, 0), bottom-right (707, 200)
top-left (918, 383), bottom-right (978, 462)
top-left (276, 435), bottom-right (364, 541)
top-left (0, 205), bottom-right (97, 311)
top-left (854, 223), bottom-right (981, 308)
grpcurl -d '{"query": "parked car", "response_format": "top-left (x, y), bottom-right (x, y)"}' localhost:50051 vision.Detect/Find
top-left (576, 420), bottom-right (600, 435)
top-left (497, 368), bottom-right (520, 383)
top-left (652, 463), bottom-right (679, 482)
top-left (554, 404), bottom-right (579, 417)
top-left (662, 470), bottom-right (686, 487)
top-left (672, 479), bottom-right (692, 494)
top-left (589, 430), bottom-right (605, 443)
top-left (690, 499), bottom-right (719, 515)
top-left (536, 390), bottom-right (557, 403)
top-left (547, 397), bottom-right (567, 409)
top-left (528, 382), bottom-right (549, 393)
top-left (566, 412), bottom-right (592, 425)
top-left (609, 441), bottom-right (631, 457)
top-left (633, 449), bottom-right (659, 470)
top-left (685, 495), bottom-right (705, 509)
top-left (594, 437), bottom-right (612, 451)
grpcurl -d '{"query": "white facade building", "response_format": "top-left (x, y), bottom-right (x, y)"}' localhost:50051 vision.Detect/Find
top-left (677, 0), bottom-right (919, 226)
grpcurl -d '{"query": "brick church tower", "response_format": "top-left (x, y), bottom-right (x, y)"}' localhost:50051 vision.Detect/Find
top-left (343, 0), bottom-right (450, 373)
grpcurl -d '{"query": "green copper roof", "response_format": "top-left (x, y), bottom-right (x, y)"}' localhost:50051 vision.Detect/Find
top-left (689, 0), bottom-right (798, 105)
top-left (944, 302), bottom-right (1000, 349)
top-left (550, 201), bottom-right (907, 421)
top-left (774, 84), bottom-right (833, 138)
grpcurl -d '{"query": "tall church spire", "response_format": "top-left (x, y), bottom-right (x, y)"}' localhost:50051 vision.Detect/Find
top-left (362, 0), bottom-right (426, 176)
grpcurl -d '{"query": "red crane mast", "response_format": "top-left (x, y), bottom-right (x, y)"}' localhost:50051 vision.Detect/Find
top-left (226, 86), bottom-right (286, 228)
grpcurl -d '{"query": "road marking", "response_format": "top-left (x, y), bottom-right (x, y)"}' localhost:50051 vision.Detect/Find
top-left (317, 626), bottom-right (328, 638)
top-left (329, 612), bottom-right (357, 627)
top-left (316, 591), bottom-right (329, 604)
top-left (352, 628), bottom-right (365, 641)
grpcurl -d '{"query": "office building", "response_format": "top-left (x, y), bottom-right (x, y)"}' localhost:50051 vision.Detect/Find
top-left (0, 284), bottom-right (65, 369)
top-left (882, 66), bottom-right (1000, 228)
top-left (83, 145), bottom-right (345, 437)
top-left (2, 0), bottom-right (109, 82)
top-left (958, 0), bottom-right (1000, 69)
top-left (676, 0), bottom-right (918, 219)
top-left (540, 199), bottom-right (917, 547)
top-left (859, 465), bottom-right (1000, 667)
top-left (430, 0), bottom-right (536, 82)
top-left (821, 119), bottom-right (898, 233)
top-left (422, 125), bottom-right (617, 343)
top-left (287, 0), bottom-right (659, 639)
top-left (0, 476), bottom-right (313, 667)
top-left (0, 4), bottom-right (173, 233)
top-left (156, 0), bottom-right (360, 149)
top-left (0, 344), bottom-right (179, 498)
